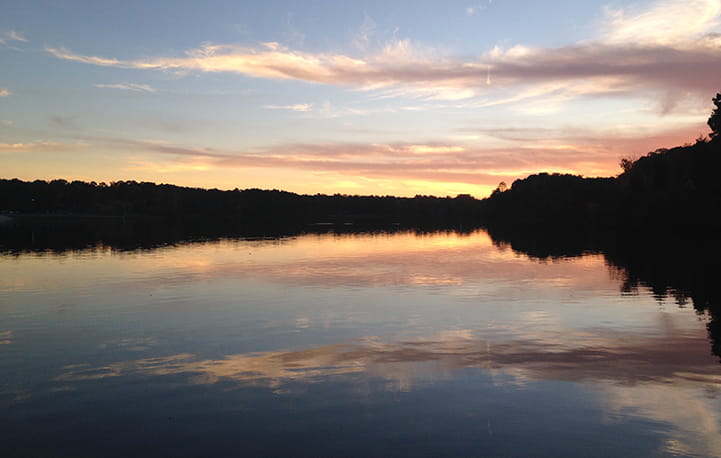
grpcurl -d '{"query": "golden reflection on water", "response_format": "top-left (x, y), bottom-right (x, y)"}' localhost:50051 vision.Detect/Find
top-left (1, 230), bottom-right (620, 295)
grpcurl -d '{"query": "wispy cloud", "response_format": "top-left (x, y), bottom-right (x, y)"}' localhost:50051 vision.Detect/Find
top-left (46, 47), bottom-right (126, 66)
top-left (466, 1), bottom-right (492, 16)
top-left (102, 131), bottom-right (693, 189)
top-left (0, 30), bottom-right (28, 48)
top-left (94, 82), bottom-right (156, 93)
top-left (352, 13), bottom-right (377, 52)
top-left (263, 103), bottom-right (312, 112)
top-left (4, 31), bottom-right (28, 42)
top-left (263, 101), bottom-right (395, 118)
top-left (0, 88), bottom-right (10, 97)
top-left (48, 112), bottom-right (702, 195)
top-left (0, 140), bottom-right (87, 153)
top-left (312, 101), bottom-right (377, 118)
top-left (44, 0), bottom-right (721, 107)
top-left (601, 0), bottom-right (721, 46)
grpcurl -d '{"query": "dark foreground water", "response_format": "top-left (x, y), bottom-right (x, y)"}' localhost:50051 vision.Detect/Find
top-left (1, 228), bottom-right (720, 457)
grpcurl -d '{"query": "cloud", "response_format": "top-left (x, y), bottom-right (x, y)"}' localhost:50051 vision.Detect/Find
top-left (4, 31), bottom-right (28, 42)
top-left (27, 111), bottom-right (703, 197)
top-left (462, 122), bottom-right (705, 150)
top-left (466, 4), bottom-right (490, 16)
top-left (152, 120), bottom-right (704, 178)
top-left (485, 40), bottom-right (721, 92)
top-left (44, 0), bottom-right (721, 105)
top-left (0, 30), bottom-right (28, 48)
top-left (601, 0), bottom-right (721, 46)
top-left (94, 83), bottom-right (156, 93)
top-left (46, 47), bottom-right (125, 67)
top-left (352, 13), bottom-right (377, 51)
top-left (115, 139), bottom-right (596, 189)
top-left (466, 2), bottom-right (491, 16)
top-left (0, 88), bottom-right (10, 97)
top-left (263, 103), bottom-right (312, 112)
top-left (76, 136), bottom-right (506, 188)
top-left (65, 118), bottom-right (702, 195)
top-left (305, 100), bottom-right (381, 119)
top-left (0, 141), bottom-right (87, 153)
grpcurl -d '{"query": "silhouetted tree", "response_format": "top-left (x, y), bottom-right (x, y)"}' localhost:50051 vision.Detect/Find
top-left (709, 92), bottom-right (721, 138)
top-left (619, 157), bottom-right (635, 173)
top-left (489, 181), bottom-right (507, 197)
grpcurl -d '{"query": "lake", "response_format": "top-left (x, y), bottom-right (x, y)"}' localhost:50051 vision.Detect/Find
top-left (1, 228), bottom-right (720, 457)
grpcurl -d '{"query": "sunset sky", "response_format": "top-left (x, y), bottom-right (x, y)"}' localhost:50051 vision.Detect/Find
top-left (2, 0), bottom-right (720, 197)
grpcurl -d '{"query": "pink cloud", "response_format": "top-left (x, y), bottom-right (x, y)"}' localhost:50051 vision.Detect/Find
top-left (98, 124), bottom-right (701, 190)
top-left (45, 28), bottom-right (721, 105)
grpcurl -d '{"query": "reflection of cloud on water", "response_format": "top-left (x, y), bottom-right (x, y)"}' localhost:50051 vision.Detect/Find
top-left (0, 330), bottom-right (13, 344)
top-left (56, 327), bottom-right (719, 389)
top-left (601, 384), bottom-right (721, 457)
top-left (98, 336), bottom-right (158, 352)
top-left (53, 324), bottom-right (721, 454)
top-left (294, 317), bottom-right (312, 329)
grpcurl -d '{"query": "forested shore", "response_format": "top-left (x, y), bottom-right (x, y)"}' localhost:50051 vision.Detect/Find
top-left (2, 134), bottom-right (719, 233)
top-left (3, 94), bottom-right (721, 236)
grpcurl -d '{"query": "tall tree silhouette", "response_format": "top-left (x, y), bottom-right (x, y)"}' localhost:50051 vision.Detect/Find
top-left (709, 92), bottom-right (721, 138)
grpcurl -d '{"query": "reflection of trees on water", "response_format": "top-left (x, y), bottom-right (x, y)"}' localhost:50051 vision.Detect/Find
top-left (0, 217), bottom-right (479, 254)
top-left (3, 217), bottom-right (720, 361)
top-left (0, 216), bottom-right (305, 254)
top-left (604, 234), bottom-right (721, 361)
top-left (487, 226), bottom-right (721, 363)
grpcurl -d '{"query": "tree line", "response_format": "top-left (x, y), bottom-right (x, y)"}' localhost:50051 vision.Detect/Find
top-left (0, 179), bottom-right (485, 230)
top-left (2, 135), bottom-right (719, 233)
top-left (483, 93), bottom-right (721, 233)
top-left (3, 93), bottom-right (721, 234)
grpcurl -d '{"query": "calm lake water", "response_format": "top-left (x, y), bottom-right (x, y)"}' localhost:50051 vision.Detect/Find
top-left (1, 229), bottom-right (720, 457)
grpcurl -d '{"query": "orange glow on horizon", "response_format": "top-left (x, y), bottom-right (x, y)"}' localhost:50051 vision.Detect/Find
top-left (0, 121), bottom-right (706, 199)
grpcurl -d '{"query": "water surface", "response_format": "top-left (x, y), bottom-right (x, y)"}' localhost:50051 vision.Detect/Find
top-left (1, 230), bottom-right (719, 457)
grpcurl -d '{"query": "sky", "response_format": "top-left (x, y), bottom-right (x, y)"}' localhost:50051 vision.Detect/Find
top-left (1, 0), bottom-right (721, 198)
